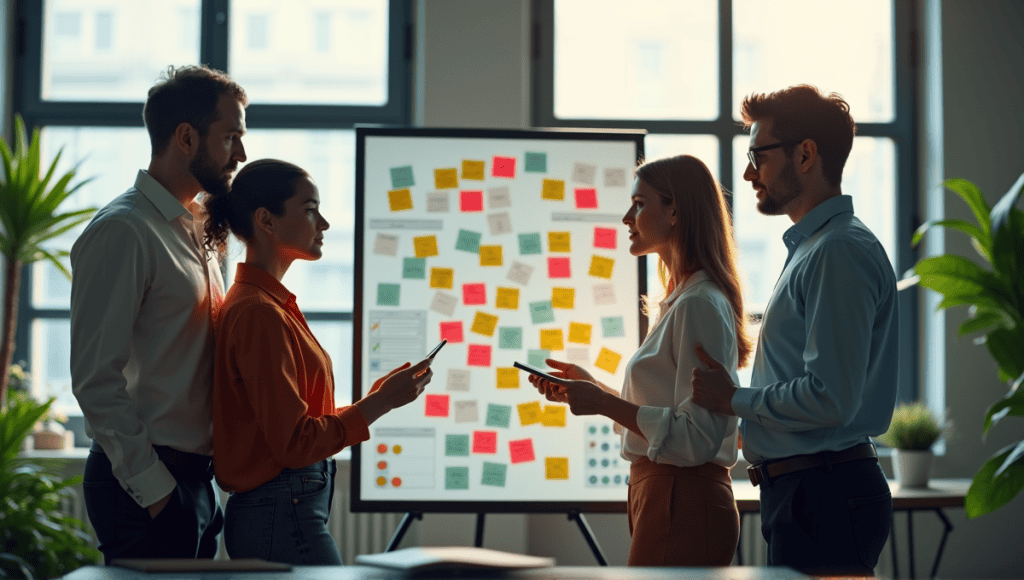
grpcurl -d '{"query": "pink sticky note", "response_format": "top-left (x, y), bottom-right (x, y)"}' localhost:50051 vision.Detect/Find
top-left (473, 430), bottom-right (498, 454)
top-left (460, 190), bottom-right (484, 212)
top-left (467, 344), bottom-right (493, 367)
top-left (463, 283), bottom-right (487, 305)
top-left (548, 257), bottom-right (571, 278)
top-left (575, 188), bottom-right (598, 209)
top-left (492, 156), bottom-right (516, 178)
top-left (509, 438), bottom-right (535, 464)
top-left (440, 321), bottom-right (464, 343)
top-left (594, 226), bottom-right (617, 249)
top-left (425, 394), bottom-right (450, 417)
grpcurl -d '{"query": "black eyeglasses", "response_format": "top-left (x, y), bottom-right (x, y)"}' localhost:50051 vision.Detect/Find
top-left (747, 139), bottom-right (804, 170)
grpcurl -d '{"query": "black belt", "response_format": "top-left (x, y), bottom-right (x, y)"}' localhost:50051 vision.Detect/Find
top-left (90, 441), bottom-right (215, 480)
top-left (747, 442), bottom-right (877, 487)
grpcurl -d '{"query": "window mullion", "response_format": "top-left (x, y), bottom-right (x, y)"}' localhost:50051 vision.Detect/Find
top-left (200, 0), bottom-right (230, 72)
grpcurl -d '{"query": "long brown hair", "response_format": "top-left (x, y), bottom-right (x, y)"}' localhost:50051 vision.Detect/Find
top-left (635, 155), bottom-right (753, 368)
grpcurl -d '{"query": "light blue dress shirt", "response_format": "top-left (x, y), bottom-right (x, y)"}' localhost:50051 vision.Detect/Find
top-left (732, 195), bottom-right (899, 464)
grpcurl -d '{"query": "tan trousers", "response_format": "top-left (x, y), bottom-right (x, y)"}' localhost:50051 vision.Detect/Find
top-left (627, 457), bottom-right (740, 566)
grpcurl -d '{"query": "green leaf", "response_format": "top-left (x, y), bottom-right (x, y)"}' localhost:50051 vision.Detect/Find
top-left (984, 326), bottom-right (1024, 384)
top-left (984, 371), bottom-right (1024, 434)
top-left (991, 171), bottom-right (1024, 235)
top-left (911, 218), bottom-right (991, 261)
top-left (966, 440), bottom-right (1024, 519)
top-left (914, 255), bottom-right (1012, 308)
top-left (959, 311), bottom-right (1003, 336)
top-left (945, 178), bottom-right (992, 236)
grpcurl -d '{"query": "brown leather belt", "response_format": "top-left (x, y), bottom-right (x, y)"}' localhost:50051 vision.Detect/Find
top-left (747, 442), bottom-right (877, 487)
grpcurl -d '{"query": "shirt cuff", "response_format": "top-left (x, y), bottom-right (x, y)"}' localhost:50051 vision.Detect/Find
top-left (122, 459), bottom-right (177, 508)
top-left (731, 385), bottom-right (756, 420)
top-left (336, 405), bottom-right (371, 444)
top-left (636, 405), bottom-right (671, 462)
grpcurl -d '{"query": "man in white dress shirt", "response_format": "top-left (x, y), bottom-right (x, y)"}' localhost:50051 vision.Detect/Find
top-left (71, 65), bottom-right (247, 562)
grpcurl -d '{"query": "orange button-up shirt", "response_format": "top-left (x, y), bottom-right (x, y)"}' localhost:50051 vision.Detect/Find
top-left (213, 263), bottom-right (369, 493)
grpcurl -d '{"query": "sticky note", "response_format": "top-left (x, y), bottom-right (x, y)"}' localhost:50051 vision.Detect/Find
top-left (448, 369), bottom-right (471, 392)
top-left (498, 327), bottom-right (523, 349)
top-left (440, 320), bottom-right (464, 343)
top-left (589, 255), bottom-right (615, 279)
top-left (445, 466), bottom-right (469, 489)
top-left (575, 188), bottom-right (598, 209)
top-left (462, 160), bottom-right (485, 180)
top-left (467, 344), bottom-right (492, 367)
top-left (492, 155), bottom-right (516, 178)
top-left (566, 347), bottom-right (588, 362)
top-left (517, 401), bottom-right (542, 426)
top-left (374, 233), bottom-right (398, 256)
top-left (496, 367), bottom-right (519, 390)
top-left (455, 229), bottom-right (482, 254)
top-left (425, 394), bottom-right (450, 417)
top-left (593, 283), bottom-right (615, 305)
top-left (540, 328), bottom-right (564, 351)
top-left (463, 283), bottom-right (487, 305)
top-left (551, 287), bottom-right (575, 309)
top-left (446, 434), bottom-right (470, 456)
top-left (506, 261), bottom-right (534, 286)
top-left (485, 403), bottom-right (512, 428)
top-left (487, 212), bottom-right (513, 236)
top-left (545, 457), bottom-right (569, 479)
top-left (430, 267), bottom-right (454, 289)
top-left (481, 462), bottom-right (507, 487)
top-left (548, 231), bottom-right (571, 253)
top-left (528, 349), bottom-right (550, 368)
top-left (495, 287), bottom-right (519, 310)
top-left (472, 430), bottom-right (497, 454)
top-left (572, 162), bottom-right (597, 184)
top-left (471, 311), bottom-right (499, 337)
top-left (430, 291), bottom-right (457, 317)
top-left (568, 322), bottom-right (593, 345)
top-left (595, 347), bottom-right (623, 374)
top-left (390, 166), bottom-right (415, 188)
top-left (435, 168), bottom-right (458, 189)
top-left (460, 190), bottom-right (484, 212)
top-left (454, 399), bottom-right (478, 422)
top-left (402, 257), bottom-right (426, 280)
top-left (488, 186), bottom-right (511, 208)
top-left (376, 283), bottom-right (400, 306)
top-left (594, 227), bottom-right (617, 249)
top-left (528, 301), bottom-right (555, 324)
top-left (541, 405), bottom-right (567, 427)
top-left (542, 179), bottom-right (565, 200)
top-left (413, 235), bottom-right (439, 258)
top-left (509, 438), bottom-right (536, 463)
top-left (426, 191), bottom-right (450, 212)
top-left (605, 167), bottom-right (627, 187)
top-left (388, 188), bottom-right (413, 212)
top-left (548, 257), bottom-right (571, 278)
top-left (525, 152), bottom-right (547, 172)
top-left (479, 245), bottom-right (503, 266)
top-left (518, 233), bottom-right (542, 255)
top-left (602, 316), bottom-right (625, 337)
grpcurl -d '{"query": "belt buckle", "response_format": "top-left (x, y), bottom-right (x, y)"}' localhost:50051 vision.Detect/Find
top-left (747, 464), bottom-right (765, 487)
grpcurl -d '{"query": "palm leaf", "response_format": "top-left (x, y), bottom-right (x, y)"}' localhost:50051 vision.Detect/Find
top-left (966, 440), bottom-right (1024, 519)
top-left (984, 371), bottom-right (1024, 434)
top-left (945, 178), bottom-right (992, 236)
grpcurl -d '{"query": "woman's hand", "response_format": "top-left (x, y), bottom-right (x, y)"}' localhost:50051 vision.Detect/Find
top-left (356, 359), bottom-right (433, 425)
top-left (557, 379), bottom-right (615, 416)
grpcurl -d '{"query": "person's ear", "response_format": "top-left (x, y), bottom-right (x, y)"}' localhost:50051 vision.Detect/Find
top-left (253, 207), bottom-right (275, 237)
top-left (798, 139), bottom-right (818, 173)
top-left (174, 122), bottom-right (199, 157)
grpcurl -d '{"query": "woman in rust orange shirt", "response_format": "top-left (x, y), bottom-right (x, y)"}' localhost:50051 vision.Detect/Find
top-left (202, 159), bottom-right (433, 565)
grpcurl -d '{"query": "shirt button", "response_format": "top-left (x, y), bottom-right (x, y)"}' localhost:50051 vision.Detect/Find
top-left (293, 498), bottom-right (299, 505)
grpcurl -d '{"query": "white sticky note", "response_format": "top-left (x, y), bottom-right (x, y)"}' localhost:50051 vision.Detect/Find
top-left (426, 191), bottom-right (450, 212)
top-left (430, 291), bottom-right (458, 317)
top-left (373, 233), bottom-right (398, 256)
top-left (604, 167), bottom-right (627, 187)
top-left (593, 283), bottom-right (615, 306)
top-left (455, 400), bottom-right (479, 423)
top-left (487, 212), bottom-right (514, 236)
top-left (506, 261), bottom-right (534, 286)
top-left (488, 186), bottom-right (512, 208)
top-left (572, 162), bottom-right (597, 185)
top-left (566, 347), bottom-right (589, 363)
top-left (447, 368), bottom-right (471, 392)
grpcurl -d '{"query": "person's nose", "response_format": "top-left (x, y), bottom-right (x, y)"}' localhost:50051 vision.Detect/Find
top-left (743, 161), bottom-right (757, 182)
top-left (319, 215), bottom-right (330, 231)
top-left (234, 139), bottom-right (247, 163)
top-left (622, 206), bottom-right (634, 225)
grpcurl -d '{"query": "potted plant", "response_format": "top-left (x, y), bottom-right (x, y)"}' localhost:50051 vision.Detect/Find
top-left (907, 172), bottom-right (1024, 516)
top-left (878, 402), bottom-right (947, 488)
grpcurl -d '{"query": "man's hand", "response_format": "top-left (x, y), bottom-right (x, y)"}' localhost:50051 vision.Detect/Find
top-left (147, 490), bottom-right (173, 519)
top-left (691, 343), bottom-right (738, 416)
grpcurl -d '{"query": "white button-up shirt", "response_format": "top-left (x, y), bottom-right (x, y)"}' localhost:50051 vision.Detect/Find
top-left (70, 170), bottom-right (224, 508)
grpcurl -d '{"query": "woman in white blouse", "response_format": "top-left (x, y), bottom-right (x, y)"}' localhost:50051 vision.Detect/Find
top-left (529, 154), bottom-right (752, 566)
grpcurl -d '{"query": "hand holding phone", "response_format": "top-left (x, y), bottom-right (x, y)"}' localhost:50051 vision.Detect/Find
top-left (427, 339), bottom-right (447, 359)
top-left (513, 361), bottom-right (569, 386)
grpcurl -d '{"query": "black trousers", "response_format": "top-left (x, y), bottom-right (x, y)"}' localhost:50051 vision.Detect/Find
top-left (759, 457), bottom-right (892, 576)
top-left (83, 446), bottom-right (224, 563)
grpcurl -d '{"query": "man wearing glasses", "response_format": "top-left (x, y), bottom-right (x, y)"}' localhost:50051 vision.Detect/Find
top-left (690, 84), bottom-right (898, 575)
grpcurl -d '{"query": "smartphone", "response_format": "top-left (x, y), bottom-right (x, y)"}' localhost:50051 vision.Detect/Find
top-left (513, 361), bottom-right (569, 385)
top-left (426, 339), bottom-right (447, 359)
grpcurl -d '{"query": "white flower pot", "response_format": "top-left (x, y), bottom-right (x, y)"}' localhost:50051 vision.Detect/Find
top-left (893, 449), bottom-right (933, 488)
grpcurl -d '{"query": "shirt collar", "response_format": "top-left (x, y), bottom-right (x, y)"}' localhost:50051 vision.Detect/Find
top-left (233, 263), bottom-right (296, 307)
top-left (135, 170), bottom-right (189, 222)
top-left (784, 194), bottom-right (854, 246)
top-left (660, 269), bottom-right (709, 307)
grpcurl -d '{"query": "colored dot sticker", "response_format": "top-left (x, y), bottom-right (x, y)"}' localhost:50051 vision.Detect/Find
top-left (391, 477), bottom-right (402, 487)
top-left (377, 461), bottom-right (387, 470)
top-left (377, 444), bottom-right (388, 454)
top-left (376, 476), bottom-right (386, 486)
top-left (393, 445), bottom-right (403, 454)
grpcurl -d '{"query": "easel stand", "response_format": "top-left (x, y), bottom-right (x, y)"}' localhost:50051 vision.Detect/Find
top-left (385, 510), bottom-right (609, 566)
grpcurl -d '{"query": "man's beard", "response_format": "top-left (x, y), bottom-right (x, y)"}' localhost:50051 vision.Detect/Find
top-left (189, 139), bottom-right (233, 196)
top-left (757, 156), bottom-right (802, 216)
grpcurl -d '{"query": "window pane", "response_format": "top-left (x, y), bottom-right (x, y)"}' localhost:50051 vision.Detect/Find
top-left (733, 0), bottom-right (894, 122)
top-left (42, 0), bottom-right (201, 101)
top-left (228, 0), bottom-right (389, 106)
top-left (30, 319), bottom-right (77, 415)
top-left (308, 321), bottom-right (354, 408)
top-left (554, 0), bottom-right (718, 120)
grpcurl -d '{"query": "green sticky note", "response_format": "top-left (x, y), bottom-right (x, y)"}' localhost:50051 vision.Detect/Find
top-left (499, 327), bottom-right (523, 349)
top-left (485, 403), bottom-right (512, 428)
top-left (390, 165), bottom-right (415, 188)
top-left (602, 316), bottom-right (625, 337)
top-left (481, 462), bottom-right (508, 487)
top-left (518, 232), bottom-right (542, 255)
top-left (446, 434), bottom-right (470, 456)
top-left (455, 229), bottom-right (482, 253)
top-left (402, 257), bottom-right (426, 280)
top-left (377, 283), bottom-right (400, 306)
top-left (528, 349), bottom-right (550, 368)
top-left (445, 466), bottom-right (470, 490)
top-left (524, 152), bottom-right (547, 173)
top-left (529, 301), bottom-right (555, 324)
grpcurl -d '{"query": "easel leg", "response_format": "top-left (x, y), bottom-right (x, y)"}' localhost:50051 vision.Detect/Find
top-left (386, 511), bottom-right (422, 552)
top-left (568, 511), bottom-right (608, 566)
top-left (475, 513), bottom-right (486, 547)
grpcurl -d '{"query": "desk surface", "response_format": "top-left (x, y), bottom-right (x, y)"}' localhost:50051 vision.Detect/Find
top-left (732, 478), bottom-right (971, 513)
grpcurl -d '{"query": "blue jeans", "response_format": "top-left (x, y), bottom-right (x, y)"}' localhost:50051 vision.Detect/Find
top-left (224, 459), bottom-right (341, 565)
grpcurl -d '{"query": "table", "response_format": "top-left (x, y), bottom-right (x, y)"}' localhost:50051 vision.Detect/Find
top-left (732, 478), bottom-right (970, 578)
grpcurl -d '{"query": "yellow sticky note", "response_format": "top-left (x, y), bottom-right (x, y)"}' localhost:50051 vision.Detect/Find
top-left (413, 235), bottom-right (439, 258)
top-left (430, 267), bottom-right (454, 289)
top-left (542, 179), bottom-right (565, 200)
top-left (545, 457), bottom-right (569, 479)
top-left (551, 287), bottom-right (575, 309)
top-left (388, 188), bottom-right (413, 211)
top-left (589, 255), bottom-right (615, 279)
top-left (435, 168), bottom-right (458, 189)
top-left (594, 347), bottom-right (623, 374)
top-left (539, 328), bottom-right (564, 351)
top-left (471, 311), bottom-right (499, 337)
top-left (479, 245), bottom-right (503, 266)
top-left (518, 401), bottom-right (542, 425)
top-left (548, 231), bottom-right (571, 253)
top-left (496, 367), bottom-right (520, 389)
top-left (462, 160), bottom-right (485, 180)
top-left (568, 322), bottom-right (592, 345)
top-left (495, 287), bottom-right (520, 310)
top-left (541, 405), bottom-right (566, 427)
